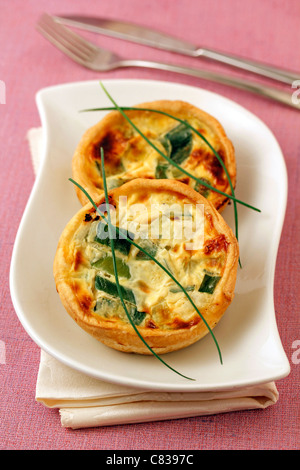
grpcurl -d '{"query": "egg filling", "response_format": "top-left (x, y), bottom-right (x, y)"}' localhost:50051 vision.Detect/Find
top-left (70, 188), bottom-right (227, 331)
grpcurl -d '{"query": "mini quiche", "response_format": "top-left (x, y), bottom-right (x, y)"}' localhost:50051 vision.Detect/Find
top-left (54, 179), bottom-right (238, 355)
top-left (72, 100), bottom-right (236, 212)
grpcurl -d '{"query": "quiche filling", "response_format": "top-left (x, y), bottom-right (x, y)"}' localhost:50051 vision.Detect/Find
top-left (73, 101), bottom-right (236, 211)
top-left (70, 189), bottom-right (228, 332)
top-left (93, 119), bottom-right (226, 198)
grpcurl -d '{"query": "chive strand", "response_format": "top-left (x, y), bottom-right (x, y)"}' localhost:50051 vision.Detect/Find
top-left (83, 101), bottom-right (242, 266)
top-left (82, 105), bottom-right (238, 206)
top-left (86, 86), bottom-right (260, 213)
top-left (99, 148), bottom-right (195, 381)
top-left (99, 86), bottom-right (230, 203)
top-left (69, 177), bottom-right (223, 365)
top-left (98, 85), bottom-right (242, 266)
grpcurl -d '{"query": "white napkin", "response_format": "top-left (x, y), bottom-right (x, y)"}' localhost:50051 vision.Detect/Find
top-left (28, 127), bottom-right (279, 429)
top-left (36, 350), bottom-right (279, 429)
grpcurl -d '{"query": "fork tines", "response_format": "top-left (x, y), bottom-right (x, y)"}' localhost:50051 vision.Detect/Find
top-left (36, 13), bottom-right (98, 66)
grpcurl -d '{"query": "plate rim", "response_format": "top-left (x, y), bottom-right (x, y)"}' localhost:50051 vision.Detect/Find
top-left (10, 78), bottom-right (291, 391)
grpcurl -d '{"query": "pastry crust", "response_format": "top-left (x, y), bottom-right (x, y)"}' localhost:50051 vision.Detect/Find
top-left (54, 179), bottom-right (239, 355)
top-left (72, 100), bottom-right (236, 212)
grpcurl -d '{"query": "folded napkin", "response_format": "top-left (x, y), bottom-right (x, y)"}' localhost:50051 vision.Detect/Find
top-left (28, 127), bottom-right (279, 429)
top-left (36, 350), bottom-right (279, 429)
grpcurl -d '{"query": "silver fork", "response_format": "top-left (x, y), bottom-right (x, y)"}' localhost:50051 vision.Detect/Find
top-left (36, 14), bottom-right (300, 111)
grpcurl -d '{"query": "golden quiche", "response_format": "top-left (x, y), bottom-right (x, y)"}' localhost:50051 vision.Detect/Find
top-left (72, 100), bottom-right (236, 212)
top-left (53, 179), bottom-right (239, 355)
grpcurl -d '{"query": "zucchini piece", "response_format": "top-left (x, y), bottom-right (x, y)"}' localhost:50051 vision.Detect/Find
top-left (93, 296), bottom-right (146, 325)
top-left (131, 309), bottom-right (146, 326)
top-left (95, 275), bottom-right (136, 304)
top-left (135, 239), bottom-right (158, 260)
top-left (198, 274), bottom-right (221, 294)
top-left (156, 123), bottom-right (192, 177)
top-left (194, 178), bottom-right (211, 198)
top-left (107, 177), bottom-right (127, 190)
top-left (164, 122), bottom-right (193, 164)
top-left (155, 163), bottom-right (169, 179)
top-left (93, 296), bottom-right (115, 312)
top-left (95, 221), bottom-right (134, 255)
top-left (92, 255), bottom-right (131, 278)
top-left (170, 285), bottom-right (195, 293)
top-left (159, 135), bottom-right (172, 156)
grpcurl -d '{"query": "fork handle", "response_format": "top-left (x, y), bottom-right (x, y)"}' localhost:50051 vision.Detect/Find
top-left (120, 59), bottom-right (299, 110)
top-left (196, 47), bottom-right (299, 85)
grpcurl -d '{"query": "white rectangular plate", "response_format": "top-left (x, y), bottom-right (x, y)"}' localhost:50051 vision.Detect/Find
top-left (10, 79), bottom-right (290, 391)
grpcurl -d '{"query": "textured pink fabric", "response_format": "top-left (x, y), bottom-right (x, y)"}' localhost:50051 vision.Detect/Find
top-left (1, 0), bottom-right (299, 450)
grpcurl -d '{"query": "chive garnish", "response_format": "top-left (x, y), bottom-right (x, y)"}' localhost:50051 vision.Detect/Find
top-left (92, 101), bottom-right (239, 259)
top-left (98, 148), bottom-right (195, 381)
top-left (95, 275), bottom-right (135, 303)
top-left (85, 82), bottom-right (260, 268)
top-left (69, 156), bottom-right (223, 367)
top-left (82, 83), bottom-right (260, 214)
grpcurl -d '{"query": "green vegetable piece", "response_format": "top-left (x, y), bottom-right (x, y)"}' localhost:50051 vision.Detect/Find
top-left (93, 296), bottom-right (115, 312)
top-left (135, 239), bottom-right (158, 260)
top-left (107, 177), bottom-right (127, 190)
top-left (155, 163), bottom-right (169, 179)
top-left (94, 297), bottom-right (146, 326)
top-left (164, 122), bottom-right (193, 164)
top-left (170, 285), bottom-right (195, 293)
top-left (131, 309), bottom-right (146, 325)
top-left (194, 178), bottom-right (211, 199)
top-left (159, 135), bottom-right (172, 155)
top-left (198, 274), bottom-right (221, 294)
top-left (95, 275), bottom-right (136, 304)
top-left (95, 221), bottom-right (134, 255)
top-left (92, 255), bottom-right (130, 278)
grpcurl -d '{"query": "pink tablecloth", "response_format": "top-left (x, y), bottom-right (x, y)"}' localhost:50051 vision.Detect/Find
top-left (1, 0), bottom-right (299, 450)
